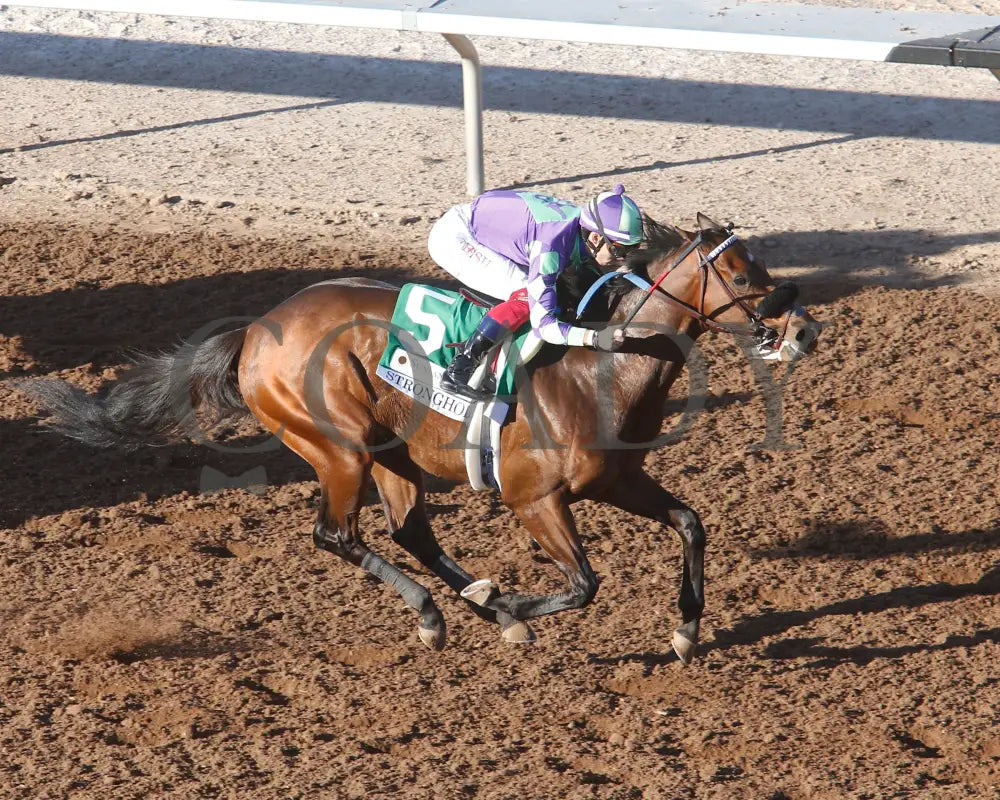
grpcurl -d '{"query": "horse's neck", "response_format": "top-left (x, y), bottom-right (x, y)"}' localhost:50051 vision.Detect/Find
top-left (599, 265), bottom-right (704, 418)
top-left (543, 298), bottom-right (701, 448)
top-left (531, 247), bottom-right (706, 443)
top-left (617, 316), bottom-right (701, 396)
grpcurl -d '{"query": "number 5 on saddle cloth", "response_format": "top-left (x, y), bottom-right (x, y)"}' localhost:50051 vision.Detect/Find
top-left (376, 283), bottom-right (542, 492)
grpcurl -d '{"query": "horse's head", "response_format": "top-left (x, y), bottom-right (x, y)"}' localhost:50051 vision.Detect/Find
top-left (626, 213), bottom-right (821, 362)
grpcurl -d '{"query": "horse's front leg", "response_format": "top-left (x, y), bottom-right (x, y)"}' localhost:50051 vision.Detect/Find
top-left (598, 470), bottom-right (705, 665)
top-left (470, 492), bottom-right (600, 624)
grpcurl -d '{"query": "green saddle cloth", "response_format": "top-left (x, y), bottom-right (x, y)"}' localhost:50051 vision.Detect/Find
top-left (377, 283), bottom-right (531, 399)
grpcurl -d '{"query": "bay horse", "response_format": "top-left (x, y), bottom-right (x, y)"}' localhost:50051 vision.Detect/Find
top-left (31, 213), bottom-right (821, 664)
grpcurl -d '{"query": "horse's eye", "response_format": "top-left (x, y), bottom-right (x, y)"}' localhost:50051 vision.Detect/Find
top-left (733, 275), bottom-right (749, 287)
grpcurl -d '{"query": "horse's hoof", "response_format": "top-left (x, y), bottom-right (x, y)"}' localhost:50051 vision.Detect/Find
top-left (418, 622), bottom-right (447, 651)
top-left (460, 579), bottom-right (495, 606)
top-left (501, 620), bottom-right (536, 644)
top-left (672, 626), bottom-right (698, 665)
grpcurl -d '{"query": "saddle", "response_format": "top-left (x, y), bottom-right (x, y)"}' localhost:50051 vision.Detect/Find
top-left (459, 287), bottom-right (502, 308)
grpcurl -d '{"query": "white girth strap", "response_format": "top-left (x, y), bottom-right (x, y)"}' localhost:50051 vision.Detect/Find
top-left (463, 332), bottom-right (543, 492)
top-left (464, 400), bottom-right (507, 491)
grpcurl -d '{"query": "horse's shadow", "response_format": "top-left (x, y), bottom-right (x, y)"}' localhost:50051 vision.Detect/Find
top-left (754, 517), bottom-right (1000, 560)
top-left (591, 526), bottom-right (1000, 671)
top-left (0, 414), bottom-right (318, 529)
top-left (708, 563), bottom-right (1000, 666)
top-left (760, 627), bottom-right (1000, 668)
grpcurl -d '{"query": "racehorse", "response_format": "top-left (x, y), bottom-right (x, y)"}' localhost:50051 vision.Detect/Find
top-left (30, 213), bottom-right (821, 664)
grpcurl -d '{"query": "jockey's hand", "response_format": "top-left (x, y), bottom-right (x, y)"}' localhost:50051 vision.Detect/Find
top-left (614, 264), bottom-right (632, 274)
top-left (589, 326), bottom-right (627, 352)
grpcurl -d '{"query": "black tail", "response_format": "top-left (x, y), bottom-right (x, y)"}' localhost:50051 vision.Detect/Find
top-left (28, 328), bottom-right (249, 451)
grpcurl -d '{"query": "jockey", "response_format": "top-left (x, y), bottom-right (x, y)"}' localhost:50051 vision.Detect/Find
top-left (427, 185), bottom-right (644, 401)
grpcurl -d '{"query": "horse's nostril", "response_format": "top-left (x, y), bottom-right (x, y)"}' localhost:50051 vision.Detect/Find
top-left (796, 329), bottom-right (805, 342)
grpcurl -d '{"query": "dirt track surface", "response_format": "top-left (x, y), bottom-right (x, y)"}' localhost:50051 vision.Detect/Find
top-left (3, 5), bottom-right (1000, 799)
top-left (2, 221), bottom-right (1000, 800)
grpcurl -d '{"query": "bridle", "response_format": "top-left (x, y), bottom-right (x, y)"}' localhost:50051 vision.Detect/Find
top-left (580, 196), bottom-right (792, 349)
top-left (629, 230), bottom-right (781, 342)
top-left (577, 228), bottom-right (791, 350)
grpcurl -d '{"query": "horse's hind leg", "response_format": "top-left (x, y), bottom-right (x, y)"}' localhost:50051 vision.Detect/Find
top-left (308, 448), bottom-right (447, 651)
top-left (371, 458), bottom-right (534, 643)
top-left (240, 342), bottom-right (446, 650)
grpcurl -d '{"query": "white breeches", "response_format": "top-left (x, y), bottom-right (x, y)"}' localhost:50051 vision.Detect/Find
top-left (427, 204), bottom-right (527, 301)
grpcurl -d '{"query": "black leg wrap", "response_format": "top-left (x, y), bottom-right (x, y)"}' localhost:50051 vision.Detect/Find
top-left (360, 552), bottom-right (434, 617)
top-left (488, 567), bottom-right (599, 620)
top-left (390, 518), bottom-right (500, 624)
top-left (313, 503), bottom-right (446, 647)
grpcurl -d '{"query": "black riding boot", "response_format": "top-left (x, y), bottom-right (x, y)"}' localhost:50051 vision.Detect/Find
top-left (441, 329), bottom-right (499, 401)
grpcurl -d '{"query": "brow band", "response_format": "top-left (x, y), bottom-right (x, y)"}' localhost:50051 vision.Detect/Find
top-left (704, 234), bottom-right (739, 262)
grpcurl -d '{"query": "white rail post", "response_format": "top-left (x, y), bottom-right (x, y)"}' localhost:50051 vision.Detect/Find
top-left (442, 33), bottom-right (484, 196)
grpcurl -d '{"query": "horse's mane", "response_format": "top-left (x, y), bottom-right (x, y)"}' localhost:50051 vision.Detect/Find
top-left (626, 216), bottom-right (687, 275)
top-left (558, 214), bottom-right (688, 324)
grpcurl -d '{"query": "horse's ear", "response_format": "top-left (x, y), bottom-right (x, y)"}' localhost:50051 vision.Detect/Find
top-left (696, 212), bottom-right (725, 232)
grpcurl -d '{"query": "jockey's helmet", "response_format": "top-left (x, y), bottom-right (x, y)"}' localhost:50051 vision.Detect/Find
top-left (579, 184), bottom-right (643, 245)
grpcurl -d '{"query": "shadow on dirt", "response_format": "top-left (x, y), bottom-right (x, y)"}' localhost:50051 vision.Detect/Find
top-left (0, 415), bottom-right (317, 528)
top-left (708, 562), bottom-right (1000, 664)
top-left (752, 518), bottom-right (1000, 560)
top-left (664, 390), bottom-right (756, 417)
top-left (587, 650), bottom-right (680, 671)
top-left (2, 32), bottom-right (997, 145)
top-left (745, 228), bottom-right (1000, 303)
top-left (761, 627), bottom-right (1000, 668)
top-left (110, 626), bottom-right (255, 664)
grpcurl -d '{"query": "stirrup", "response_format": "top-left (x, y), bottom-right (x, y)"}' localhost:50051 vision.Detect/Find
top-left (441, 373), bottom-right (495, 402)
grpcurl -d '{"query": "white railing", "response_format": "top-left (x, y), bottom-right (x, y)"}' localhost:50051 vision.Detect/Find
top-left (6, 0), bottom-right (1000, 193)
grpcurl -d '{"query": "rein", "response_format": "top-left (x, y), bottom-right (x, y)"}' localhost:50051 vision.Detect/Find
top-left (575, 270), bottom-right (653, 317)
top-left (619, 232), bottom-right (770, 337)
